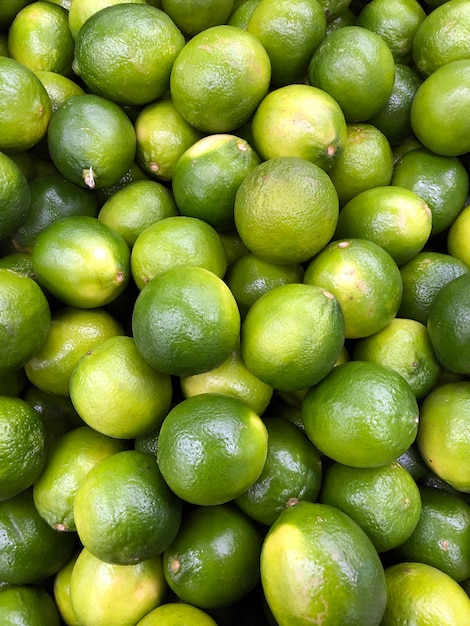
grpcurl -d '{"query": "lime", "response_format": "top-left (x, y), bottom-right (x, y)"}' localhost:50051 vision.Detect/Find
top-left (240, 282), bottom-right (345, 392)
top-left (163, 504), bottom-right (262, 609)
top-left (261, 501), bottom-right (387, 625)
top-left (0, 268), bottom-right (51, 378)
top-left (448, 203), bottom-right (470, 268)
top-left (0, 150), bottom-right (31, 241)
top-left (31, 215), bottom-right (130, 309)
top-left (302, 360), bottom-right (419, 468)
top-left (47, 94), bottom-right (136, 189)
top-left (74, 450), bottom-right (182, 564)
top-left (162, 0), bottom-right (234, 36)
top-left (73, 4), bottom-right (185, 107)
top-left (34, 70), bottom-right (85, 112)
top-left (157, 393), bottom-right (268, 505)
top-left (33, 425), bottom-right (126, 532)
top-left (234, 156), bottom-right (339, 265)
top-left (132, 266), bottom-right (240, 377)
top-left (69, 336), bottom-right (173, 439)
top-left (170, 25), bottom-right (271, 133)
top-left (320, 461), bottom-right (422, 553)
top-left (136, 603), bottom-right (217, 626)
top-left (0, 586), bottom-right (61, 626)
top-left (251, 83), bottom-right (347, 168)
top-left (0, 395), bottom-right (46, 501)
top-left (68, 0), bottom-right (147, 40)
top-left (417, 382), bottom-right (470, 493)
top-left (53, 551), bottom-right (81, 626)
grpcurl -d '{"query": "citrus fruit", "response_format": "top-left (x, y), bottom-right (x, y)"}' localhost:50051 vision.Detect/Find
top-left (225, 252), bottom-right (304, 319)
top-left (391, 146), bottom-right (469, 236)
top-left (74, 450), bottom-right (182, 564)
top-left (34, 70), bottom-right (85, 112)
top-left (381, 561), bottom-right (470, 625)
top-left (308, 25), bottom-right (395, 122)
top-left (352, 317), bottom-right (441, 399)
top-left (0, 150), bottom-right (31, 240)
top-left (31, 215), bottom-right (130, 309)
top-left (393, 486), bottom-right (470, 582)
top-left (335, 185), bottom-right (432, 266)
top-left (172, 133), bottom-right (260, 231)
top-left (33, 426), bottom-right (126, 532)
top-left (8, 1), bottom-right (74, 76)
top-left (73, 4), bottom-right (185, 107)
top-left (250, 83), bottom-right (347, 168)
top-left (398, 251), bottom-right (469, 325)
top-left (0, 488), bottom-right (76, 585)
top-left (132, 265), bottom-right (240, 377)
top-left (70, 335), bottom-right (173, 439)
top-left (0, 0), bottom-right (32, 29)
top-left (236, 417), bottom-right (323, 526)
top-left (53, 551), bottom-right (81, 626)
top-left (98, 179), bottom-right (178, 248)
top-left (135, 97), bottom-right (203, 182)
top-left (94, 160), bottom-right (150, 205)
top-left (245, 0), bottom-right (326, 87)
top-left (327, 123), bottom-right (394, 206)
top-left (234, 156), bottom-right (339, 265)
top-left (0, 586), bottom-right (61, 626)
top-left (218, 228), bottom-right (249, 267)
top-left (163, 504), bottom-right (262, 609)
top-left (325, 6), bottom-right (356, 34)
top-left (427, 273), bottom-right (470, 375)
top-left (70, 547), bottom-right (167, 626)
top-left (261, 501), bottom-right (387, 625)
top-left (12, 172), bottom-right (98, 253)
top-left (240, 282), bottom-right (345, 392)
top-left (136, 603), bottom-right (217, 626)
top-left (180, 346), bottom-right (274, 416)
top-left (47, 94), bottom-right (136, 189)
top-left (162, 0), bottom-right (234, 36)
top-left (320, 461), bottom-right (422, 553)
top-left (25, 306), bottom-right (123, 396)
top-left (448, 203), bottom-right (470, 268)
top-left (412, 0), bottom-right (470, 77)
top-left (0, 395), bottom-right (46, 501)
top-left (410, 59), bottom-right (470, 157)
top-left (157, 393), bottom-right (268, 505)
top-left (131, 216), bottom-right (227, 290)
top-left (302, 360), bottom-right (419, 468)
top-left (417, 382), bottom-right (470, 492)
top-left (303, 238), bottom-right (403, 338)
top-left (318, 0), bottom-right (352, 20)
top-left (368, 63), bottom-right (422, 146)
top-left (0, 56), bottom-right (52, 153)
top-left (356, 0), bottom-right (426, 64)
top-left (169, 24), bottom-right (271, 133)
top-left (0, 268), bottom-right (51, 378)
top-left (68, 0), bottom-right (147, 40)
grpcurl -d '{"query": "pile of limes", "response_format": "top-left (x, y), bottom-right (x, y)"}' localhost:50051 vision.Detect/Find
top-left (1, 0), bottom-right (470, 624)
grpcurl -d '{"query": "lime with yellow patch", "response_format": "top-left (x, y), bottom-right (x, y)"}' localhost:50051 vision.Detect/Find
top-left (320, 461), bottom-right (422, 553)
top-left (240, 282), bottom-right (345, 392)
top-left (417, 382), bottom-right (470, 493)
top-left (335, 185), bottom-right (432, 266)
top-left (448, 203), bottom-right (470, 268)
top-left (0, 150), bottom-right (31, 241)
top-left (53, 551), bottom-right (81, 626)
top-left (251, 83), bottom-right (347, 168)
top-left (157, 393), bottom-right (268, 505)
top-left (33, 426), bottom-right (126, 532)
top-left (234, 156), bottom-right (339, 265)
top-left (131, 216), bottom-right (227, 290)
top-left (31, 215), bottom-right (130, 309)
top-left (0, 56), bottom-right (52, 153)
top-left (304, 238), bottom-right (402, 339)
top-left (0, 586), bottom-right (61, 626)
top-left (163, 504), bottom-right (262, 609)
top-left (74, 450), bottom-right (182, 565)
top-left (73, 4), bottom-right (185, 107)
top-left (381, 562), bottom-right (470, 625)
top-left (302, 360), bottom-right (419, 468)
top-left (260, 501), bottom-right (387, 625)
top-left (0, 268), bottom-right (51, 379)
top-left (170, 24), bottom-right (271, 133)
top-left (70, 547), bottom-right (167, 626)
top-left (172, 133), bottom-right (260, 231)
top-left (132, 265), bottom-right (240, 377)
top-left (47, 94), bottom-right (136, 189)
top-left (70, 335), bottom-right (173, 439)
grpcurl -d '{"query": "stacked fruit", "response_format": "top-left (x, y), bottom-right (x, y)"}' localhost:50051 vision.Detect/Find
top-left (0, 0), bottom-right (469, 624)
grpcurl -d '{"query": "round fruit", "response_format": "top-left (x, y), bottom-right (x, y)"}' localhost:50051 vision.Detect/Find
top-left (0, 150), bottom-right (31, 241)
top-left (0, 586), bottom-right (61, 626)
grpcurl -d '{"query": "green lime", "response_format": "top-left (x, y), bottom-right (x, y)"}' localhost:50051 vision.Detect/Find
top-left (0, 150), bottom-right (31, 241)
top-left (136, 603), bottom-right (217, 626)
top-left (162, 0), bottom-right (234, 36)
top-left (0, 586), bottom-right (61, 626)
